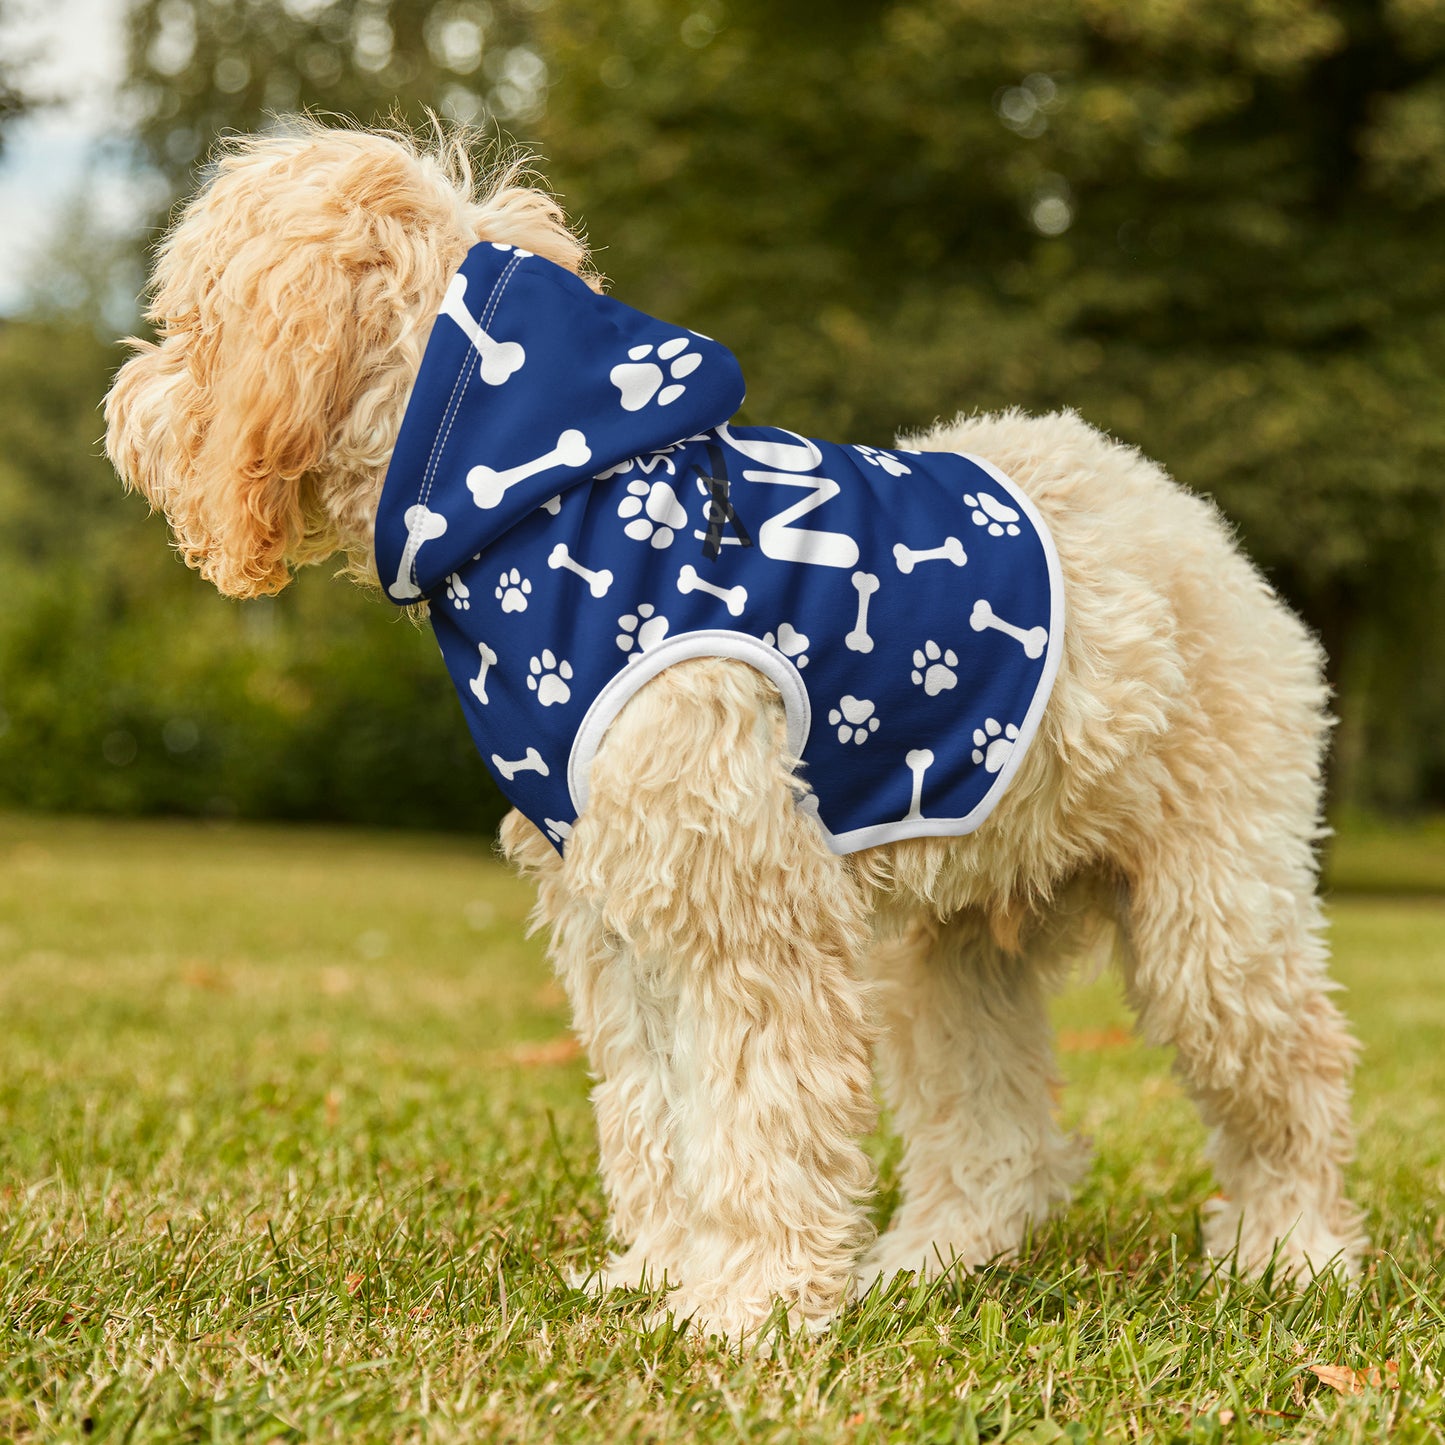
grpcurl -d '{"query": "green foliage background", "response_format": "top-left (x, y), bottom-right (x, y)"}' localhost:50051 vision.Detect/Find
top-left (2, 0), bottom-right (1444, 826)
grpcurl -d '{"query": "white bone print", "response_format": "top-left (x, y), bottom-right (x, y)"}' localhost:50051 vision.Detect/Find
top-left (439, 273), bottom-right (527, 385)
top-left (387, 504), bottom-right (448, 601)
top-left (468, 429), bottom-right (591, 510)
top-left (547, 542), bottom-right (614, 598)
top-left (491, 747), bottom-right (549, 781)
top-left (893, 536), bottom-right (967, 575)
top-left (903, 749), bottom-right (934, 822)
top-left (467, 641), bottom-right (498, 705)
top-left (846, 571), bottom-right (879, 652)
top-left (970, 598), bottom-right (1049, 659)
top-left (676, 564), bottom-right (747, 616)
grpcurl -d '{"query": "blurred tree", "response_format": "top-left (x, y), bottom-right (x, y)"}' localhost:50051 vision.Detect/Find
top-left (534, 0), bottom-right (1445, 807)
top-left (0, 314), bottom-right (507, 832)
top-left (0, 0), bottom-right (36, 153)
top-left (123, 0), bottom-right (546, 195)
top-left (10, 0), bottom-right (558, 833)
top-left (5, 0), bottom-right (1436, 824)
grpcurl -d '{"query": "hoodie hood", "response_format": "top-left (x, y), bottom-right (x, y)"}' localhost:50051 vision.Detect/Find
top-left (376, 243), bottom-right (746, 602)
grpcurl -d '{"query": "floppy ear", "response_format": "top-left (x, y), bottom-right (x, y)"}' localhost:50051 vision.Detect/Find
top-left (106, 124), bottom-right (597, 599)
top-left (105, 332), bottom-right (197, 528)
top-left (108, 232), bottom-right (389, 599)
top-left (183, 241), bottom-right (364, 597)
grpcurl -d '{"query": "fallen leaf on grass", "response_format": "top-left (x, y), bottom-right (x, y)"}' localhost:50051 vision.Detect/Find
top-left (501, 1037), bottom-right (584, 1067)
top-left (1056, 1027), bottom-right (1134, 1052)
top-left (345, 1273), bottom-right (365, 1296)
top-left (179, 961), bottom-right (230, 992)
top-left (1310, 1362), bottom-right (1399, 1395)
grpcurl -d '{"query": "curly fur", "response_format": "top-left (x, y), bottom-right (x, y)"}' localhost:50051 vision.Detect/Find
top-left (105, 121), bottom-right (1365, 1344)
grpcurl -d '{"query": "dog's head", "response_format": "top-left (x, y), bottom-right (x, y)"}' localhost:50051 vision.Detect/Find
top-left (105, 120), bottom-right (591, 597)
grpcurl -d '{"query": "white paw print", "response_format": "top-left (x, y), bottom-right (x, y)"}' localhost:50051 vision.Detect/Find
top-left (610, 336), bottom-right (703, 411)
top-left (828, 695), bottom-right (880, 745)
top-left (972, 717), bottom-right (1020, 773)
top-left (544, 818), bottom-right (573, 844)
top-left (618, 477), bottom-right (688, 547)
top-left (854, 444), bottom-right (912, 477)
top-left (527, 650), bottom-right (573, 707)
top-left (911, 641), bottom-right (958, 696)
top-left (616, 602), bottom-right (671, 654)
top-left (763, 622), bottom-right (810, 669)
top-left (445, 573), bottom-right (471, 610)
top-left (495, 567), bottom-right (531, 613)
top-left (963, 491), bottom-right (1022, 538)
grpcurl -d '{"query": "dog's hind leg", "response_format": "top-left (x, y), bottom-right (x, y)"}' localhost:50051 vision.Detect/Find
top-left (859, 910), bottom-right (1089, 1290)
top-left (1121, 831), bottom-right (1364, 1279)
top-left (1105, 573), bottom-right (1364, 1279)
top-left (566, 658), bottom-right (878, 1343)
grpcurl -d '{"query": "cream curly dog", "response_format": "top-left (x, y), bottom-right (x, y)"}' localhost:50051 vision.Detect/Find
top-left (105, 122), bottom-right (1364, 1342)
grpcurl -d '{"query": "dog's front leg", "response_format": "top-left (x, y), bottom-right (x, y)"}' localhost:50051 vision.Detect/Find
top-left (501, 809), bottom-right (688, 1289)
top-left (566, 659), bottom-right (878, 1344)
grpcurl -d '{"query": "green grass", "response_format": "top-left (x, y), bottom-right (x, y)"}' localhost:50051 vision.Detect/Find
top-left (1324, 813), bottom-right (1445, 897)
top-left (1, 812), bottom-right (1442, 1443)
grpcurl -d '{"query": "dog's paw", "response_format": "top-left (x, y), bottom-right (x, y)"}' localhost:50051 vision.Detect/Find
top-left (1201, 1196), bottom-right (1366, 1282)
top-left (854, 443), bottom-right (912, 477)
top-left (610, 337), bottom-right (703, 412)
top-left (646, 1288), bottom-right (835, 1351)
top-left (445, 572), bottom-right (471, 610)
top-left (762, 622), bottom-right (810, 669)
top-left (857, 1232), bottom-right (1004, 1296)
top-left (574, 1246), bottom-right (675, 1296)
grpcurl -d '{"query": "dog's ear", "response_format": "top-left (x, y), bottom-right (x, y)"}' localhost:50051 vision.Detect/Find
top-left (106, 239), bottom-right (375, 599)
top-left (183, 240), bottom-right (360, 597)
top-left (105, 126), bottom-right (596, 598)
